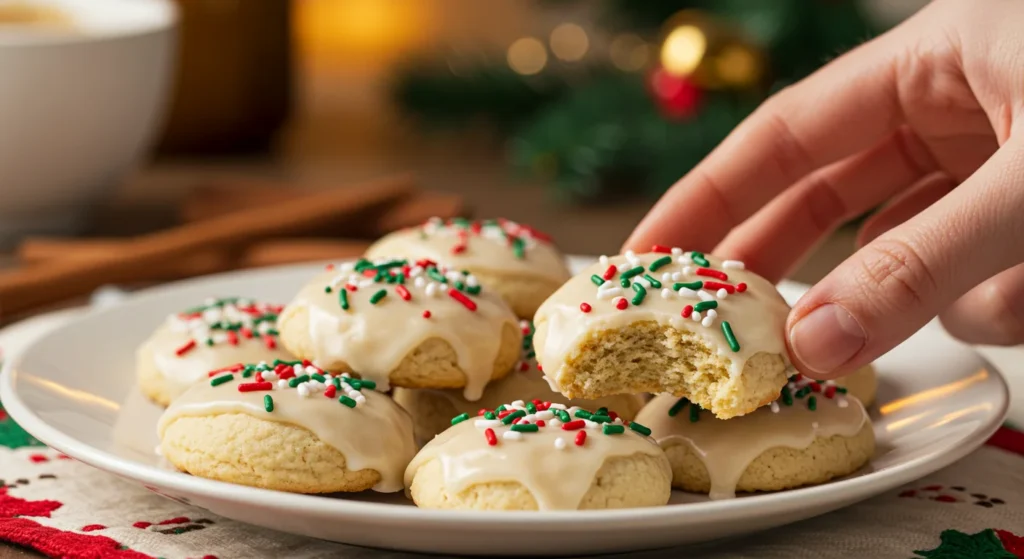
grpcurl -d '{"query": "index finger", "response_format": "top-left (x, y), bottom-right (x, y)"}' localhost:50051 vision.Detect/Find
top-left (624, 23), bottom-right (913, 255)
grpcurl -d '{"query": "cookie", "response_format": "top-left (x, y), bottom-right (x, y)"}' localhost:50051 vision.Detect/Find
top-left (835, 363), bottom-right (878, 407)
top-left (159, 361), bottom-right (417, 493)
top-left (534, 249), bottom-right (790, 419)
top-left (136, 297), bottom-right (293, 406)
top-left (278, 258), bottom-right (521, 400)
top-left (392, 320), bottom-right (645, 444)
top-left (404, 401), bottom-right (671, 510)
top-left (366, 217), bottom-right (571, 318)
top-left (635, 374), bottom-right (874, 498)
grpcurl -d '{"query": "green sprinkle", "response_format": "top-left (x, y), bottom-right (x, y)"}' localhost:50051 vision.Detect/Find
top-left (338, 395), bottom-right (357, 408)
top-left (205, 339), bottom-right (214, 346)
top-left (782, 386), bottom-right (793, 406)
top-left (795, 386), bottom-right (811, 398)
top-left (620, 277), bottom-right (631, 288)
top-left (591, 274), bottom-right (605, 286)
top-left (502, 410), bottom-right (526, 425)
top-left (721, 321), bottom-right (740, 352)
top-left (836, 386), bottom-right (848, 394)
top-left (288, 374), bottom-right (310, 387)
top-left (807, 396), bottom-right (817, 411)
top-left (339, 289), bottom-right (350, 311)
top-left (311, 373), bottom-right (326, 383)
top-left (673, 281), bottom-right (703, 291)
top-left (484, 411), bottom-right (496, 420)
top-left (454, 281), bottom-right (465, 291)
top-left (427, 269), bottom-right (448, 283)
top-left (354, 258), bottom-right (373, 271)
top-left (574, 409), bottom-right (593, 420)
top-left (629, 422), bottom-right (651, 436)
top-left (689, 403), bottom-right (701, 422)
top-left (691, 252), bottom-right (710, 267)
top-left (620, 266), bottom-right (644, 280)
top-left (333, 377), bottom-right (342, 390)
top-left (374, 259), bottom-right (406, 270)
top-left (451, 413), bottom-right (470, 425)
top-left (554, 410), bottom-right (571, 423)
top-left (324, 286), bottom-right (333, 293)
top-left (602, 424), bottom-right (625, 435)
top-left (649, 256), bottom-right (672, 271)
top-left (597, 407), bottom-right (608, 415)
top-left (693, 300), bottom-right (718, 313)
top-left (467, 285), bottom-right (481, 296)
top-left (241, 369), bottom-right (253, 378)
top-left (643, 274), bottom-right (662, 288)
top-left (511, 423), bottom-right (538, 432)
top-left (512, 237), bottom-right (526, 260)
top-left (369, 289), bottom-right (387, 305)
top-left (668, 398), bottom-right (689, 417)
top-left (359, 379), bottom-right (376, 390)
top-left (591, 414), bottom-right (611, 424)
top-left (264, 395), bottom-right (274, 412)
top-left (496, 404), bottom-right (507, 413)
top-left (526, 402), bottom-right (537, 414)
top-left (631, 283), bottom-right (647, 305)
top-left (210, 374), bottom-right (234, 387)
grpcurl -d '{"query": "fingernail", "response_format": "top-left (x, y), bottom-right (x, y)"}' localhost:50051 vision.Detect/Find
top-left (789, 304), bottom-right (865, 374)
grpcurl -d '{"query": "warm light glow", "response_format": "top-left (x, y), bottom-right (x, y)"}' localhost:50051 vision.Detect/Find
top-left (549, 23), bottom-right (589, 62)
top-left (715, 44), bottom-right (761, 86)
top-left (880, 369), bottom-right (990, 415)
top-left (661, 25), bottom-right (706, 76)
top-left (932, 403), bottom-right (994, 427)
top-left (507, 37), bottom-right (548, 75)
top-left (609, 34), bottom-right (649, 72)
top-left (294, 0), bottom-right (430, 63)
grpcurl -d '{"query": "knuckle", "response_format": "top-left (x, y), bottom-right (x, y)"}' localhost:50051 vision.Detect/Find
top-left (975, 283), bottom-right (1024, 344)
top-left (852, 239), bottom-right (939, 314)
top-left (759, 106), bottom-right (816, 185)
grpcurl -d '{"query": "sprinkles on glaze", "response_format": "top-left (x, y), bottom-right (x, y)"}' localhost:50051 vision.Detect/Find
top-left (586, 247), bottom-right (749, 352)
top-left (514, 320), bottom-right (536, 372)
top-left (461, 401), bottom-right (652, 449)
top-left (419, 217), bottom-right (554, 259)
top-left (204, 360), bottom-right (378, 410)
top-left (169, 298), bottom-right (283, 356)
top-left (668, 373), bottom-right (850, 420)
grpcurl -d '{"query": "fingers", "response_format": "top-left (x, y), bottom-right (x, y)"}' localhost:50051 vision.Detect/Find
top-left (786, 138), bottom-right (1024, 379)
top-left (623, 28), bottom-right (906, 254)
top-left (713, 127), bottom-right (936, 282)
top-left (939, 264), bottom-right (1024, 345)
top-left (855, 173), bottom-right (957, 248)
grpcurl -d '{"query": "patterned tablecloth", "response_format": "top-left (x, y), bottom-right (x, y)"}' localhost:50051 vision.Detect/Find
top-left (0, 307), bottom-right (1022, 559)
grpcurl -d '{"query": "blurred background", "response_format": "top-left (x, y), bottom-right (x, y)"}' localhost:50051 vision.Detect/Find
top-left (0, 0), bottom-right (930, 317)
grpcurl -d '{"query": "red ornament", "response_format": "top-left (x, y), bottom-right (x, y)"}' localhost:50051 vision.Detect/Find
top-left (649, 67), bottom-right (702, 120)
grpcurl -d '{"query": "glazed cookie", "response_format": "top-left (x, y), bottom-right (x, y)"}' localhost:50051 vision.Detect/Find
top-left (405, 401), bottom-right (671, 510)
top-left (278, 258), bottom-right (520, 400)
top-left (136, 297), bottom-right (293, 406)
top-left (635, 374), bottom-right (874, 499)
top-left (534, 249), bottom-right (790, 419)
top-left (835, 363), bottom-right (878, 407)
top-left (366, 217), bottom-right (571, 318)
top-left (392, 320), bottom-right (645, 444)
top-left (159, 360), bottom-right (417, 493)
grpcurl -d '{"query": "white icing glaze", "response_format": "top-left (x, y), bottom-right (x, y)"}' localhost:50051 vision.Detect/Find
top-left (282, 259), bottom-right (519, 400)
top-left (366, 217), bottom-right (571, 283)
top-left (158, 362), bottom-right (417, 493)
top-left (404, 402), bottom-right (668, 510)
top-left (534, 251), bottom-right (790, 387)
top-left (636, 377), bottom-right (869, 499)
top-left (140, 298), bottom-right (291, 400)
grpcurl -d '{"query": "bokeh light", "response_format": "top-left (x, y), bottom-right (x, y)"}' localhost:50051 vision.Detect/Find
top-left (507, 37), bottom-right (548, 75)
top-left (609, 34), bottom-right (649, 72)
top-left (660, 25), bottom-right (706, 76)
top-left (549, 23), bottom-right (589, 62)
top-left (714, 44), bottom-right (761, 86)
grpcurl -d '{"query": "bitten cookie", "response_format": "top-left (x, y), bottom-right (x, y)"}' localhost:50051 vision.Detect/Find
top-left (366, 217), bottom-right (571, 318)
top-left (534, 249), bottom-right (790, 419)
top-left (278, 258), bottom-right (521, 400)
top-left (635, 374), bottom-right (874, 499)
top-left (136, 297), bottom-right (293, 406)
top-left (835, 363), bottom-right (878, 407)
top-left (405, 401), bottom-right (671, 510)
top-left (392, 320), bottom-right (645, 444)
top-left (159, 361), bottom-right (417, 493)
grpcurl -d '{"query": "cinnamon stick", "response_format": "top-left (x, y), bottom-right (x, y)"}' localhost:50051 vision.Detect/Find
top-left (239, 239), bottom-right (372, 268)
top-left (0, 174), bottom-right (414, 315)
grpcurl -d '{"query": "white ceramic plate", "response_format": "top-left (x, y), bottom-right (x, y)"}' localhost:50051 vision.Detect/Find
top-left (0, 258), bottom-right (1009, 556)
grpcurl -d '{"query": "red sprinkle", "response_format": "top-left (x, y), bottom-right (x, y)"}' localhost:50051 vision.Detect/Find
top-left (519, 362), bottom-right (530, 372)
top-left (158, 517), bottom-right (190, 526)
top-left (537, 364), bottom-right (543, 371)
top-left (451, 244), bottom-right (467, 255)
top-left (240, 327), bottom-right (254, 339)
top-left (325, 264), bottom-right (335, 271)
top-left (580, 302), bottom-right (592, 313)
top-left (238, 382), bottom-right (273, 392)
top-left (536, 420), bottom-right (546, 427)
top-left (498, 410), bottom-right (513, 419)
top-left (227, 330), bottom-right (239, 346)
top-left (415, 258), bottom-right (437, 268)
top-left (362, 268), bottom-right (377, 278)
top-left (175, 340), bottom-right (196, 356)
top-left (810, 382), bottom-right (822, 393)
top-left (562, 420), bottom-right (586, 431)
top-left (471, 221), bottom-right (482, 235)
top-left (681, 305), bottom-right (694, 318)
top-left (324, 385), bottom-right (337, 398)
top-left (737, 282), bottom-right (748, 293)
top-left (448, 288), bottom-right (478, 311)
top-left (615, 298), bottom-right (628, 310)
top-left (523, 224), bottom-right (553, 243)
top-left (701, 281), bottom-right (735, 293)
top-left (602, 265), bottom-right (617, 280)
top-left (478, 408), bottom-right (489, 416)
top-left (132, 522), bottom-right (152, 529)
top-left (346, 284), bottom-right (358, 292)
top-left (608, 411), bottom-right (619, 421)
top-left (484, 428), bottom-right (498, 446)
top-left (696, 267), bottom-right (728, 280)
top-left (575, 431), bottom-right (587, 446)
top-left (651, 244), bottom-right (672, 253)
top-left (255, 372), bottom-right (264, 382)
top-left (264, 336), bottom-right (277, 350)
top-left (29, 454), bottom-right (47, 463)
top-left (208, 364), bottom-right (244, 377)
top-left (396, 285), bottom-right (412, 301)
top-left (423, 310), bottom-right (432, 319)
top-left (825, 384), bottom-right (837, 398)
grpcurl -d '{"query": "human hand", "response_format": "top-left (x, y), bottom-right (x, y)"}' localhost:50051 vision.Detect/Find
top-left (623, 0), bottom-right (1024, 379)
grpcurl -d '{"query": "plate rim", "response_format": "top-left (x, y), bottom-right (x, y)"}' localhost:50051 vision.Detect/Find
top-left (0, 260), bottom-right (1012, 529)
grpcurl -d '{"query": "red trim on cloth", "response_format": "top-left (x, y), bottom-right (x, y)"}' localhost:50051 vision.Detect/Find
top-left (0, 487), bottom-right (61, 518)
top-left (986, 427), bottom-right (1024, 456)
top-left (0, 517), bottom-right (151, 558)
top-left (996, 529), bottom-right (1024, 557)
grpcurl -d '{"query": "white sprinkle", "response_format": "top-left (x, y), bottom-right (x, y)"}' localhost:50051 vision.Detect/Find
top-left (292, 364), bottom-right (303, 375)
top-left (677, 287), bottom-right (700, 299)
top-left (425, 283), bottom-right (439, 297)
top-left (413, 276), bottom-right (426, 288)
top-left (554, 437), bottom-right (567, 450)
top-left (522, 414), bottom-right (538, 423)
top-left (770, 401), bottom-right (780, 413)
top-left (812, 421), bottom-right (819, 429)
top-left (625, 250), bottom-right (639, 266)
top-left (635, 277), bottom-right (651, 288)
top-left (475, 419), bottom-right (502, 428)
top-left (537, 410), bottom-right (554, 420)
top-left (599, 255), bottom-right (609, 266)
top-left (548, 403), bottom-right (568, 411)
top-left (466, 276), bottom-right (479, 288)
top-left (661, 288), bottom-right (674, 299)
top-left (672, 272), bottom-right (685, 281)
top-left (697, 289), bottom-right (714, 301)
top-left (277, 379), bottom-right (288, 389)
top-left (661, 272), bottom-right (672, 282)
top-left (297, 384), bottom-right (310, 398)
top-left (262, 371), bottom-right (278, 382)
top-left (672, 247), bottom-right (683, 256)
top-left (683, 266), bottom-right (694, 275)
top-left (549, 418), bottom-right (563, 428)
top-left (617, 263), bottom-right (630, 272)
top-left (717, 289), bottom-right (729, 299)
top-left (692, 311), bottom-right (702, 322)
top-left (511, 400), bottom-right (526, 409)
top-left (701, 315), bottom-right (714, 328)
top-left (837, 398), bottom-right (849, 408)
top-left (707, 309), bottom-right (718, 319)
top-left (597, 288), bottom-right (622, 300)
top-left (358, 278), bottom-right (374, 288)
top-left (584, 420), bottom-right (599, 429)
top-left (502, 431), bottom-right (523, 441)
top-left (305, 365), bottom-right (320, 376)
top-left (722, 260), bottom-right (745, 270)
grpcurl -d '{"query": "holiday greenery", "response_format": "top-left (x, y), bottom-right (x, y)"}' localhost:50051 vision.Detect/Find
top-left (391, 0), bottom-right (882, 201)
